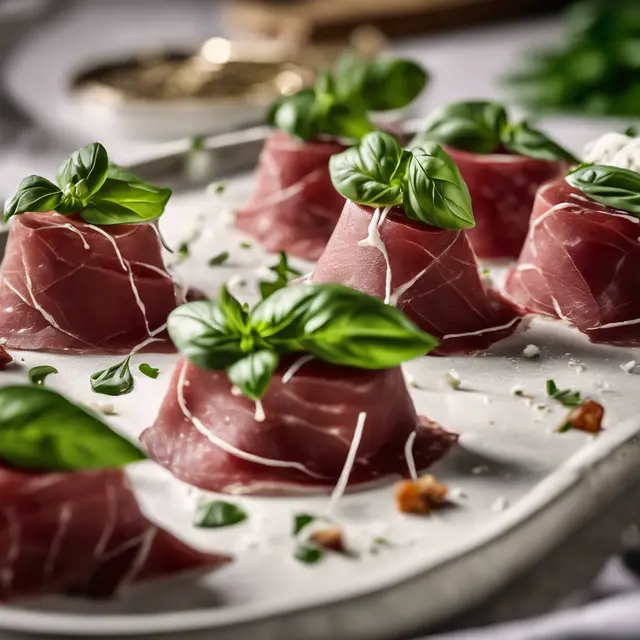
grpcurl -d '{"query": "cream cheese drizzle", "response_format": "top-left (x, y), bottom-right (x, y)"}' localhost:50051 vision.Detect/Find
top-left (358, 205), bottom-right (393, 303)
top-left (404, 430), bottom-right (418, 481)
top-left (282, 354), bottom-right (315, 384)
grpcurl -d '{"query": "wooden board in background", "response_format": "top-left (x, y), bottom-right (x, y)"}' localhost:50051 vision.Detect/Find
top-left (230, 0), bottom-right (572, 42)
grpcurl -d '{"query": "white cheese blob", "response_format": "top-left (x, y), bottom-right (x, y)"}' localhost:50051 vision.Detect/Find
top-left (584, 132), bottom-right (640, 173)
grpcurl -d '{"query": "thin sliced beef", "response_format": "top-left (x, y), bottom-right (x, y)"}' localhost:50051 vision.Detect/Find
top-left (505, 178), bottom-right (640, 346)
top-left (141, 357), bottom-right (456, 495)
top-left (0, 213), bottom-right (184, 354)
top-left (445, 147), bottom-right (566, 260)
top-left (0, 345), bottom-right (12, 369)
top-left (311, 201), bottom-right (522, 355)
top-left (235, 130), bottom-right (347, 260)
top-left (0, 466), bottom-right (228, 601)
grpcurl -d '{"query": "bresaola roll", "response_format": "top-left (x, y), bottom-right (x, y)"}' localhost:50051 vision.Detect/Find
top-left (310, 131), bottom-right (522, 355)
top-left (236, 55), bottom-right (429, 260)
top-left (412, 101), bottom-right (575, 260)
top-left (506, 134), bottom-right (640, 346)
top-left (0, 143), bottom-right (182, 354)
top-left (142, 284), bottom-right (457, 495)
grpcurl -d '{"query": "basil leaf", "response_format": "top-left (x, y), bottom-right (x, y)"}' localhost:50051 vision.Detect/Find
top-left (293, 513), bottom-right (316, 535)
top-left (502, 122), bottom-right (578, 163)
top-left (259, 251), bottom-right (302, 300)
top-left (0, 385), bottom-right (145, 471)
top-left (3, 176), bottom-right (63, 222)
top-left (167, 297), bottom-right (246, 370)
top-left (294, 544), bottom-right (323, 564)
top-left (28, 365), bottom-right (58, 386)
top-left (90, 356), bottom-right (134, 396)
top-left (194, 500), bottom-right (247, 528)
top-left (322, 102), bottom-right (375, 141)
top-left (268, 89), bottom-right (322, 141)
top-left (413, 101), bottom-right (507, 154)
top-left (56, 142), bottom-right (109, 201)
top-left (546, 379), bottom-right (583, 407)
top-left (329, 131), bottom-right (408, 206)
top-left (80, 178), bottom-right (171, 225)
top-left (138, 363), bottom-right (159, 379)
top-left (403, 143), bottom-right (475, 230)
top-left (106, 163), bottom-right (141, 182)
top-left (251, 284), bottom-right (438, 367)
top-left (208, 251), bottom-right (230, 267)
top-left (565, 163), bottom-right (640, 214)
top-left (226, 350), bottom-right (279, 400)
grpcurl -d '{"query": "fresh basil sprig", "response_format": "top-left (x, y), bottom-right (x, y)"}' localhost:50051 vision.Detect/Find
top-left (168, 283), bottom-right (437, 400)
top-left (267, 54), bottom-right (428, 142)
top-left (4, 143), bottom-right (171, 224)
top-left (259, 251), bottom-right (302, 299)
top-left (565, 163), bottom-right (640, 214)
top-left (90, 356), bottom-right (134, 396)
top-left (0, 385), bottom-right (145, 471)
top-left (412, 100), bottom-right (577, 163)
top-left (329, 131), bottom-right (474, 230)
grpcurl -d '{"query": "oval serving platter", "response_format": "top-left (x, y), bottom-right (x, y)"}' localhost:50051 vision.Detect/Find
top-left (0, 130), bottom-right (640, 640)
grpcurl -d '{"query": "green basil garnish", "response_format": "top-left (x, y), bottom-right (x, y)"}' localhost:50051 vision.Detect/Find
top-left (267, 54), bottom-right (427, 142)
top-left (413, 100), bottom-right (577, 163)
top-left (259, 251), bottom-right (302, 299)
top-left (168, 284), bottom-right (437, 400)
top-left (293, 513), bottom-right (316, 535)
top-left (294, 544), bottom-right (324, 565)
top-left (565, 163), bottom-right (640, 214)
top-left (330, 131), bottom-right (474, 230)
top-left (4, 142), bottom-right (171, 224)
top-left (0, 385), bottom-right (145, 471)
top-left (28, 365), bottom-right (58, 386)
top-left (138, 363), bottom-right (159, 379)
top-left (546, 379), bottom-right (583, 407)
top-left (90, 356), bottom-right (134, 396)
top-left (194, 500), bottom-right (248, 528)
top-left (208, 251), bottom-right (230, 267)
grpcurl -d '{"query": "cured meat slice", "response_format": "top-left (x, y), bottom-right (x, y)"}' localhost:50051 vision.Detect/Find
top-left (235, 130), bottom-right (347, 260)
top-left (141, 357), bottom-right (457, 495)
top-left (0, 466), bottom-right (228, 601)
top-left (505, 178), bottom-right (640, 346)
top-left (0, 212), bottom-right (184, 354)
top-left (0, 345), bottom-right (12, 369)
top-left (444, 146), bottom-right (566, 260)
top-left (311, 201), bottom-right (522, 355)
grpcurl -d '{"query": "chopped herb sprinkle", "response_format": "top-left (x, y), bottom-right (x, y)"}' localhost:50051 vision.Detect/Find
top-left (294, 544), bottom-right (323, 565)
top-left (194, 500), bottom-right (247, 529)
top-left (208, 251), bottom-right (230, 267)
top-left (28, 365), bottom-right (58, 386)
top-left (138, 363), bottom-right (159, 379)
top-left (546, 379), bottom-right (582, 407)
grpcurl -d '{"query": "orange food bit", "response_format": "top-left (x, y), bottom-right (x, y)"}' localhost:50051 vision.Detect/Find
top-left (309, 526), bottom-right (345, 552)
top-left (559, 399), bottom-right (604, 434)
top-left (395, 474), bottom-right (448, 515)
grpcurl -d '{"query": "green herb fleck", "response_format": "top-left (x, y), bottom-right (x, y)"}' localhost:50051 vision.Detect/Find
top-left (138, 363), bottom-right (159, 379)
top-left (211, 180), bottom-right (227, 195)
top-left (177, 242), bottom-right (190, 258)
top-left (294, 544), bottom-right (324, 565)
top-left (259, 252), bottom-right (302, 299)
top-left (625, 126), bottom-right (637, 138)
top-left (28, 365), bottom-right (58, 386)
top-left (194, 500), bottom-right (247, 529)
top-left (190, 135), bottom-right (205, 151)
top-left (240, 242), bottom-right (251, 249)
top-left (90, 356), bottom-right (134, 396)
top-left (208, 251), bottom-right (230, 267)
top-left (293, 513), bottom-right (316, 536)
top-left (546, 379), bottom-right (582, 407)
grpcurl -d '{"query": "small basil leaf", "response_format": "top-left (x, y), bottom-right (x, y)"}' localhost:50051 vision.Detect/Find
top-left (168, 298), bottom-right (245, 370)
top-left (293, 513), bottom-right (316, 535)
top-left (403, 143), bottom-right (475, 229)
top-left (294, 544), bottom-right (323, 564)
top-left (208, 251), bottom-right (230, 267)
top-left (268, 89), bottom-right (322, 142)
top-left (251, 284), bottom-right (439, 367)
top-left (502, 121), bottom-right (578, 163)
top-left (0, 385), bottom-right (145, 471)
top-left (3, 176), bottom-right (63, 222)
top-left (90, 356), bottom-right (134, 396)
top-left (138, 363), bottom-right (159, 379)
top-left (226, 350), bottom-right (280, 400)
top-left (80, 178), bottom-right (171, 225)
top-left (28, 365), bottom-right (58, 386)
top-left (565, 163), bottom-right (640, 214)
top-left (322, 102), bottom-right (375, 141)
top-left (546, 378), bottom-right (583, 407)
top-left (194, 500), bottom-right (247, 528)
top-left (259, 251), bottom-right (302, 300)
top-left (56, 142), bottom-right (109, 201)
top-left (329, 131), bottom-right (407, 206)
top-left (413, 101), bottom-right (507, 154)
top-left (219, 285), bottom-right (249, 335)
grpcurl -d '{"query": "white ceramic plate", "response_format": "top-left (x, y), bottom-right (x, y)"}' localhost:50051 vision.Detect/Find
top-left (0, 176), bottom-right (640, 639)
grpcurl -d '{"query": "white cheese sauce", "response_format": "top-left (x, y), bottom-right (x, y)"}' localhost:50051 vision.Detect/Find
top-left (584, 132), bottom-right (640, 173)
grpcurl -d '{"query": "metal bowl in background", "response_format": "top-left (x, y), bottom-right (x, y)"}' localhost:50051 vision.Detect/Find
top-left (69, 38), bottom-right (326, 141)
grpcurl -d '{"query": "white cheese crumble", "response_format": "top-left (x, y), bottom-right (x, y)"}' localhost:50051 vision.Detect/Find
top-left (443, 370), bottom-right (461, 390)
top-left (449, 487), bottom-right (467, 500)
top-left (522, 344), bottom-right (540, 359)
top-left (471, 465), bottom-right (489, 475)
top-left (584, 132), bottom-right (640, 172)
top-left (621, 360), bottom-right (638, 374)
top-left (91, 402), bottom-right (116, 415)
